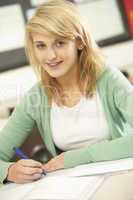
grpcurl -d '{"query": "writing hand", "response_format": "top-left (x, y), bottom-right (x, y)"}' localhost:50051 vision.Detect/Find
top-left (7, 159), bottom-right (43, 184)
top-left (42, 153), bottom-right (64, 172)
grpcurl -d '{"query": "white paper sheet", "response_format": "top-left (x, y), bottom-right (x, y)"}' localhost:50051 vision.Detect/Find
top-left (0, 182), bottom-right (34, 200)
top-left (26, 176), bottom-right (104, 200)
top-left (70, 158), bottom-right (133, 177)
top-left (48, 157), bottom-right (133, 177)
top-left (0, 176), bottom-right (104, 200)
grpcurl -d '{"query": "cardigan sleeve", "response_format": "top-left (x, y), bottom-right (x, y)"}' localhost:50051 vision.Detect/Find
top-left (0, 86), bottom-right (38, 184)
top-left (113, 69), bottom-right (133, 127)
top-left (64, 134), bottom-right (133, 168)
top-left (64, 68), bottom-right (133, 169)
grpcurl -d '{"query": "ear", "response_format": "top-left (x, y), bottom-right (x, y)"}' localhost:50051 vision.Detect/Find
top-left (76, 37), bottom-right (84, 50)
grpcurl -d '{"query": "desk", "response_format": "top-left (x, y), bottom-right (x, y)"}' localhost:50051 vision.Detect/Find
top-left (92, 171), bottom-right (133, 200)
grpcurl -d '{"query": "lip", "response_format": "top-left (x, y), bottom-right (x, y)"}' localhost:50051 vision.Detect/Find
top-left (47, 61), bottom-right (63, 68)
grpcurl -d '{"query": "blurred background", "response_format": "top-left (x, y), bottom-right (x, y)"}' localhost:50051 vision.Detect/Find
top-left (0, 0), bottom-right (133, 158)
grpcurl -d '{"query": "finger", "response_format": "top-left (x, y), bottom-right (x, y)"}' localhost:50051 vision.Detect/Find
top-left (22, 173), bottom-right (42, 182)
top-left (14, 172), bottom-right (42, 184)
top-left (19, 159), bottom-right (42, 168)
top-left (21, 166), bottom-right (43, 175)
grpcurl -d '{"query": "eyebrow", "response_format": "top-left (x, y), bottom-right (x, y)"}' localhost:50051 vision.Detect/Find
top-left (33, 41), bottom-right (45, 43)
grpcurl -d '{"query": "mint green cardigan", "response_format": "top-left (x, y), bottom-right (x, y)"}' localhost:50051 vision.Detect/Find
top-left (0, 66), bottom-right (133, 184)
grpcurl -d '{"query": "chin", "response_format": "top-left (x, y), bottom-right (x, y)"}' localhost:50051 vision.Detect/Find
top-left (48, 70), bottom-right (66, 79)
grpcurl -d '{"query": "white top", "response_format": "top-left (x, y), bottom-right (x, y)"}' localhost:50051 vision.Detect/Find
top-left (50, 91), bottom-right (110, 151)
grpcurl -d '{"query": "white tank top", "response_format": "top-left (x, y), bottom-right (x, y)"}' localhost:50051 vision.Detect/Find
top-left (50, 91), bottom-right (110, 151)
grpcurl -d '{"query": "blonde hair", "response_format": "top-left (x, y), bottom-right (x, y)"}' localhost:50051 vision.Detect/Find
top-left (25, 0), bottom-right (105, 104)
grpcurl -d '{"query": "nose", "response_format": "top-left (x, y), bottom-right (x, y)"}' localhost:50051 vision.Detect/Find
top-left (46, 47), bottom-right (57, 61)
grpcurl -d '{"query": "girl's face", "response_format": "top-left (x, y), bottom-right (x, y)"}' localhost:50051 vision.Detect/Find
top-left (32, 32), bottom-right (80, 81)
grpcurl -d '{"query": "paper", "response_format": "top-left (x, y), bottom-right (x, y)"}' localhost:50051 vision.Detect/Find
top-left (26, 176), bottom-right (104, 200)
top-left (0, 175), bottom-right (104, 200)
top-left (65, 157), bottom-right (133, 177)
top-left (0, 182), bottom-right (34, 200)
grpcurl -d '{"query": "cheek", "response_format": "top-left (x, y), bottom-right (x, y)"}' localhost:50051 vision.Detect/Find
top-left (67, 49), bottom-right (78, 63)
top-left (61, 46), bottom-right (78, 60)
top-left (34, 49), bottom-right (45, 62)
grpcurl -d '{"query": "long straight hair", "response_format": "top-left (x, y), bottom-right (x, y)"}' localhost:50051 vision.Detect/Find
top-left (25, 0), bottom-right (105, 104)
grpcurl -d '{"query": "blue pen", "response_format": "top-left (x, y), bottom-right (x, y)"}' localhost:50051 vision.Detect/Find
top-left (13, 147), bottom-right (29, 159)
top-left (13, 147), bottom-right (46, 175)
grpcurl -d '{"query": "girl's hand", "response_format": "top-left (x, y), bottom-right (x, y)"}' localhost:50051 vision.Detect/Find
top-left (7, 159), bottom-right (43, 184)
top-left (42, 153), bottom-right (64, 172)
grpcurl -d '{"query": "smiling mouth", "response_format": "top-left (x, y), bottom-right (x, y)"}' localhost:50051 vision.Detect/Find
top-left (47, 61), bottom-right (63, 68)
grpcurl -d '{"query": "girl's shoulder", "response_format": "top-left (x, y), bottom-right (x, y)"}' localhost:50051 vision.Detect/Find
top-left (97, 65), bottom-right (132, 91)
top-left (98, 65), bottom-right (124, 83)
